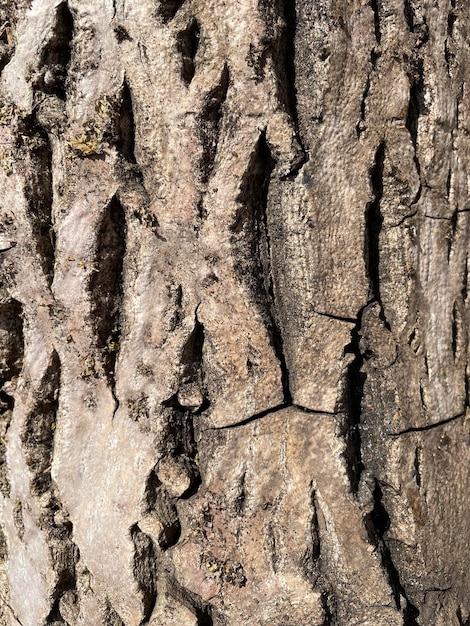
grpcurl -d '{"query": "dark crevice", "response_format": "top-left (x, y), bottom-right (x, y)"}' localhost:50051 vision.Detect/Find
top-left (370, 0), bottom-right (381, 44)
top-left (365, 141), bottom-right (385, 305)
top-left (232, 132), bottom-right (291, 404)
top-left (21, 119), bottom-right (55, 284)
top-left (177, 18), bottom-right (200, 86)
top-left (457, 606), bottom-right (470, 626)
top-left (448, 209), bottom-right (458, 259)
top-left (312, 308), bottom-right (357, 324)
top-left (294, 404), bottom-right (335, 415)
top-left (388, 410), bottom-right (465, 437)
top-left (283, 0), bottom-right (300, 129)
top-left (447, 9), bottom-right (457, 37)
top-left (90, 195), bottom-right (126, 395)
top-left (404, 0), bottom-right (414, 31)
top-left (233, 472), bottom-right (246, 515)
top-left (198, 65), bottom-right (229, 183)
top-left (340, 311), bottom-right (366, 494)
top-left (301, 485), bottom-right (321, 584)
top-left (391, 208), bottom-right (418, 228)
top-left (0, 298), bottom-right (23, 497)
top-left (34, 2), bottom-right (73, 100)
top-left (158, 0), bottom-right (185, 23)
top-left (104, 602), bottom-right (126, 626)
top-left (282, 0), bottom-right (309, 173)
top-left (174, 308), bottom-right (208, 414)
top-left (253, 0), bottom-right (307, 171)
top-left (165, 575), bottom-right (213, 626)
top-left (0, 594), bottom-right (24, 626)
top-left (130, 525), bottom-right (158, 623)
top-left (143, 471), bottom-right (181, 549)
top-left (364, 481), bottom-right (420, 622)
top-left (413, 447), bottom-right (421, 487)
top-left (21, 350), bottom-right (60, 497)
top-left (451, 300), bottom-right (459, 359)
top-left (212, 402), bottom-right (335, 430)
top-left (40, 489), bottom-right (78, 624)
top-left (118, 78), bottom-right (136, 163)
top-left (356, 77), bottom-right (370, 138)
top-left (405, 58), bottom-right (424, 152)
top-left (266, 522), bottom-right (280, 572)
top-left (212, 402), bottom-right (288, 430)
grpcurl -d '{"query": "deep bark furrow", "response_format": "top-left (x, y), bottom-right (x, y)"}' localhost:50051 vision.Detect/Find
top-left (34, 2), bottom-right (73, 101)
top-left (365, 141), bottom-right (385, 304)
top-left (198, 65), bottom-right (229, 184)
top-left (177, 18), bottom-right (200, 86)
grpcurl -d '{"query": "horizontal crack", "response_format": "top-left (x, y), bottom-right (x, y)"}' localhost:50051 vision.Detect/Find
top-left (387, 411), bottom-right (465, 437)
top-left (211, 403), bottom-right (336, 430)
top-left (311, 308), bottom-right (357, 324)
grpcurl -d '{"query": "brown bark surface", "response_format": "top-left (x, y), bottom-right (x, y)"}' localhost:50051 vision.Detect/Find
top-left (0, 0), bottom-right (469, 624)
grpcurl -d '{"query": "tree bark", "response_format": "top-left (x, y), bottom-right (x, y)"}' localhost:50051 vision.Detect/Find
top-left (0, 0), bottom-right (469, 624)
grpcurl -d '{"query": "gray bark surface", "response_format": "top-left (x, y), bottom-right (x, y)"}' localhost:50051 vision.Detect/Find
top-left (0, 0), bottom-right (469, 624)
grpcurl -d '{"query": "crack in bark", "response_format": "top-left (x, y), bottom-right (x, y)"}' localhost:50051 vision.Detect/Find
top-left (387, 410), bottom-right (465, 437)
top-left (211, 403), bottom-right (335, 430)
top-left (369, 0), bottom-right (381, 44)
top-left (90, 195), bottom-right (126, 410)
top-left (118, 78), bottom-right (137, 163)
top-left (365, 141), bottom-right (385, 305)
top-left (198, 65), bottom-right (229, 184)
top-left (130, 524), bottom-right (158, 622)
top-left (312, 308), bottom-right (357, 324)
top-left (233, 132), bottom-right (292, 404)
top-left (34, 1), bottom-right (73, 101)
top-left (159, 0), bottom-right (186, 24)
top-left (21, 118), bottom-right (55, 284)
top-left (341, 313), bottom-right (366, 494)
top-left (21, 350), bottom-right (60, 497)
top-left (177, 17), bottom-right (200, 86)
top-left (0, 594), bottom-right (24, 626)
top-left (364, 480), bottom-right (420, 623)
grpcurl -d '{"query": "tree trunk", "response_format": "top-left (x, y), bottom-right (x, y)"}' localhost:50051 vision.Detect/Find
top-left (0, 0), bottom-right (469, 624)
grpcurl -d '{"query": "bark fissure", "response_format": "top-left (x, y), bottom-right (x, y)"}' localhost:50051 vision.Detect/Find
top-left (177, 18), bottom-right (200, 86)
top-left (365, 481), bottom-right (420, 623)
top-left (34, 1), bottom-right (73, 100)
top-left (21, 350), bottom-right (60, 497)
top-left (22, 121), bottom-right (55, 284)
top-left (388, 410), bottom-right (465, 436)
top-left (130, 525), bottom-right (158, 623)
top-left (365, 141), bottom-right (385, 305)
top-left (198, 65), bottom-right (229, 184)
top-left (159, 0), bottom-right (185, 24)
top-left (233, 132), bottom-right (292, 404)
top-left (0, 299), bottom-right (23, 497)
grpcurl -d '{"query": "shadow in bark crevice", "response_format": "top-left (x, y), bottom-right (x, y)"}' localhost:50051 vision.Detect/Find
top-left (0, 298), bottom-right (23, 497)
top-left (35, 1), bottom-right (73, 100)
top-left (177, 17), bottom-right (200, 86)
top-left (21, 350), bottom-right (60, 497)
top-left (198, 65), bottom-right (229, 184)
top-left (21, 120), bottom-right (55, 284)
top-left (130, 524), bottom-right (158, 622)
top-left (158, 0), bottom-right (185, 23)
top-left (232, 132), bottom-right (292, 404)
top-left (364, 481), bottom-right (420, 624)
top-left (90, 195), bottom-right (126, 388)
top-left (118, 78), bottom-right (137, 163)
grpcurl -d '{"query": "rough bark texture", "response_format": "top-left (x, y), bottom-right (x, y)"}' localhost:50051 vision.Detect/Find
top-left (0, 0), bottom-right (469, 624)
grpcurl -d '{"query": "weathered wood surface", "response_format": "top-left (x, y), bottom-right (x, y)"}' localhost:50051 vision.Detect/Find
top-left (0, 0), bottom-right (469, 624)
